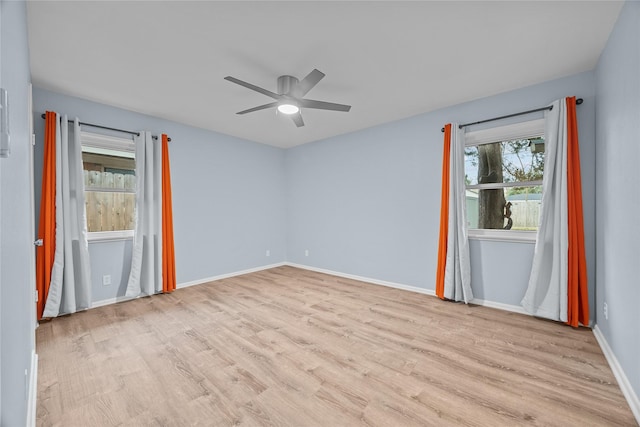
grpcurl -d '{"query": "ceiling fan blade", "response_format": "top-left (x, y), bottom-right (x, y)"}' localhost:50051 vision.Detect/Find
top-left (291, 111), bottom-right (305, 127)
top-left (300, 99), bottom-right (351, 112)
top-left (236, 102), bottom-right (278, 115)
top-left (224, 76), bottom-right (281, 100)
top-left (293, 69), bottom-right (325, 97)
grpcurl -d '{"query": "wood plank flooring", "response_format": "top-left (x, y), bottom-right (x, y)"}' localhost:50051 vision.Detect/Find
top-left (36, 266), bottom-right (637, 426)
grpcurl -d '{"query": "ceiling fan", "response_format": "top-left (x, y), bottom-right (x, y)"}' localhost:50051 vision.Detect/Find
top-left (224, 69), bottom-right (351, 127)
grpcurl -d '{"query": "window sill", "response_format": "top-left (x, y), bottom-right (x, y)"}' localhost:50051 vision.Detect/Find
top-left (87, 230), bottom-right (134, 242)
top-left (468, 229), bottom-right (537, 244)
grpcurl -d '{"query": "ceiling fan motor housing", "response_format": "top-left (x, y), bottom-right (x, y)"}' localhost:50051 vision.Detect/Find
top-left (277, 75), bottom-right (299, 95)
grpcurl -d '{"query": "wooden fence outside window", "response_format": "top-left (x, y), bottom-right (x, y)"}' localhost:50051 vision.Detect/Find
top-left (84, 170), bottom-right (135, 232)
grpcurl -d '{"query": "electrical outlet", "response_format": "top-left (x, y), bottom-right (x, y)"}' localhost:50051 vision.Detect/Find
top-left (305, 249), bottom-right (309, 257)
top-left (266, 249), bottom-right (270, 257)
top-left (102, 275), bottom-right (111, 286)
top-left (603, 302), bottom-right (608, 320)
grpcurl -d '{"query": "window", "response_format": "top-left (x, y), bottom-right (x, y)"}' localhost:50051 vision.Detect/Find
top-left (81, 132), bottom-right (136, 240)
top-left (464, 119), bottom-right (545, 242)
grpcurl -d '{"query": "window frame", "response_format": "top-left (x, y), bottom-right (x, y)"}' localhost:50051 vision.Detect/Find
top-left (81, 131), bottom-right (136, 242)
top-left (464, 119), bottom-right (545, 243)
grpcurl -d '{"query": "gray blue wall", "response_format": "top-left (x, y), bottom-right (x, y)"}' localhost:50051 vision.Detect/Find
top-left (286, 71), bottom-right (596, 312)
top-left (15, 1), bottom-right (638, 421)
top-left (595, 0), bottom-right (640, 406)
top-left (0, 1), bottom-right (36, 425)
top-left (32, 88), bottom-right (288, 303)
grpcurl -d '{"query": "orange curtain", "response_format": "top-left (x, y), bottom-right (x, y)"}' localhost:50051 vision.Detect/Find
top-left (161, 134), bottom-right (177, 293)
top-left (435, 124), bottom-right (452, 299)
top-left (566, 97), bottom-right (589, 327)
top-left (35, 111), bottom-right (57, 320)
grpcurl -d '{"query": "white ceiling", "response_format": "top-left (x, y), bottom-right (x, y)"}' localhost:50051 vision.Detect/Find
top-left (27, 1), bottom-right (623, 149)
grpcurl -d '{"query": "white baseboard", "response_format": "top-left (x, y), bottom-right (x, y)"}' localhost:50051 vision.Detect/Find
top-left (177, 262), bottom-right (287, 289)
top-left (92, 294), bottom-right (139, 308)
top-left (286, 262), bottom-right (437, 297)
top-left (26, 350), bottom-right (38, 427)
top-left (89, 261), bottom-right (532, 318)
top-left (92, 262), bottom-right (287, 308)
top-left (285, 262), bottom-right (528, 316)
top-left (593, 325), bottom-right (640, 424)
top-left (469, 298), bottom-right (529, 315)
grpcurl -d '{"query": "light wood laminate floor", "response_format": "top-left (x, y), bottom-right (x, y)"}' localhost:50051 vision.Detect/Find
top-left (36, 266), bottom-right (637, 426)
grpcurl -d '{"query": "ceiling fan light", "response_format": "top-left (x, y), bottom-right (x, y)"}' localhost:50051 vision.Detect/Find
top-left (277, 103), bottom-right (299, 115)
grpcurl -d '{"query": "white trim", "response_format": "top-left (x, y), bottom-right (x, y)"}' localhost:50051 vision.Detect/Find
top-left (90, 262), bottom-right (531, 319)
top-left (465, 118), bottom-right (545, 146)
top-left (91, 263), bottom-right (287, 308)
top-left (94, 262), bottom-right (529, 318)
top-left (464, 118), bottom-right (545, 242)
top-left (467, 180), bottom-right (542, 190)
top-left (285, 263), bottom-right (529, 316)
top-left (85, 187), bottom-right (136, 194)
top-left (468, 229), bottom-right (537, 243)
top-left (26, 350), bottom-right (38, 427)
top-left (87, 230), bottom-right (134, 242)
top-left (285, 262), bottom-right (436, 297)
top-left (91, 294), bottom-right (139, 309)
top-left (593, 325), bottom-right (640, 424)
top-left (177, 262), bottom-right (287, 289)
top-left (469, 297), bottom-right (529, 315)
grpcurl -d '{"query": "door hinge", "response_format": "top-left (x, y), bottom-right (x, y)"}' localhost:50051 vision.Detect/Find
top-left (35, 290), bottom-right (38, 303)
top-left (34, 239), bottom-right (43, 246)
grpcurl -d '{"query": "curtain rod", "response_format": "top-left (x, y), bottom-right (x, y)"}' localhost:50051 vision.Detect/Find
top-left (40, 113), bottom-right (172, 142)
top-left (440, 98), bottom-right (583, 132)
